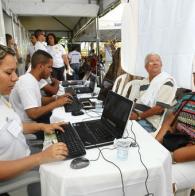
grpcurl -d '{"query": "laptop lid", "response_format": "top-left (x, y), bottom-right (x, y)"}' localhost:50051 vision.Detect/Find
top-left (72, 91), bottom-right (133, 149)
top-left (101, 90), bottom-right (134, 138)
top-left (88, 74), bottom-right (96, 90)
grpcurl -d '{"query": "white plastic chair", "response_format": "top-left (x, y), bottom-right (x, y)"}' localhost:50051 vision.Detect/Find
top-left (122, 79), bottom-right (169, 137)
top-left (122, 79), bottom-right (142, 101)
top-left (112, 73), bottom-right (129, 95)
top-left (172, 161), bottom-right (195, 196)
top-left (151, 108), bottom-right (167, 137)
top-left (0, 171), bottom-right (40, 196)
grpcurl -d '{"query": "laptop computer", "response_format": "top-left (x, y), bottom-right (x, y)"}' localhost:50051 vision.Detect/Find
top-left (70, 91), bottom-right (133, 149)
top-left (73, 74), bottom-right (96, 94)
top-left (61, 80), bottom-right (85, 87)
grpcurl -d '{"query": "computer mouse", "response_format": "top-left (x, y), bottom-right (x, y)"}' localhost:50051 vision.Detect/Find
top-left (71, 111), bottom-right (84, 116)
top-left (70, 157), bottom-right (90, 169)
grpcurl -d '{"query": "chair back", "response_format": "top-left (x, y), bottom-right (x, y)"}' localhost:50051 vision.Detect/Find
top-left (122, 79), bottom-right (142, 101)
top-left (112, 73), bottom-right (129, 95)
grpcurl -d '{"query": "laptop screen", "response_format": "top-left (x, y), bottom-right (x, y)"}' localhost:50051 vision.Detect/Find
top-left (89, 74), bottom-right (96, 90)
top-left (101, 91), bottom-right (133, 134)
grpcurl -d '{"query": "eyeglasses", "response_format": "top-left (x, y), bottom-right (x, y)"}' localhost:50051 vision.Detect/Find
top-left (0, 44), bottom-right (15, 59)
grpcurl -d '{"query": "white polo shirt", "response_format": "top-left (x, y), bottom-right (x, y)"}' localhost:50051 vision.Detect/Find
top-left (10, 73), bottom-right (42, 122)
top-left (68, 50), bottom-right (81, 64)
top-left (47, 44), bottom-right (66, 68)
top-left (0, 96), bottom-right (30, 160)
top-left (27, 44), bottom-right (36, 58)
top-left (34, 41), bottom-right (47, 52)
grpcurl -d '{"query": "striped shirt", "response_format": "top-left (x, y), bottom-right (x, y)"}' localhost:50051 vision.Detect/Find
top-left (173, 93), bottom-right (195, 141)
top-left (134, 78), bottom-right (176, 129)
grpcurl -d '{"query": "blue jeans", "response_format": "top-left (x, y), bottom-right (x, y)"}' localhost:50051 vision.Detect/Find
top-left (137, 119), bottom-right (156, 133)
top-left (71, 63), bottom-right (80, 80)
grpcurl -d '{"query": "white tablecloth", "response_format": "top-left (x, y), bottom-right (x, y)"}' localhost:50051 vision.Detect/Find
top-left (40, 110), bottom-right (172, 196)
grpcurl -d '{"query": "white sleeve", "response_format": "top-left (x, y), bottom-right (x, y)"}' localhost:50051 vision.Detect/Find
top-left (35, 42), bottom-right (47, 52)
top-left (39, 79), bottom-right (48, 89)
top-left (17, 82), bottom-right (41, 110)
top-left (59, 44), bottom-right (66, 55)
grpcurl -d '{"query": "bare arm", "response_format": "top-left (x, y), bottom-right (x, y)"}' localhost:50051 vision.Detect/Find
top-left (42, 78), bottom-right (59, 96)
top-left (173, 145), bottom-right (195, 163)
top-left (0, 143), bottom-right (68, 180)
top-left (41, 96), bottom-right (55, 105)
top-left (22, 121), bottom-right (64, 134)
top-left (63, 54), bottom-right (70, 67)
top-left (155, 112), bottom-right (175, 143)
top-left (26, 96), bottom-right (72, 120)
top-left (130, 105), bottom-right (164, 120)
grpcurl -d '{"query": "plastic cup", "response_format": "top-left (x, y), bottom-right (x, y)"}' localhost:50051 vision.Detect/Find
top-left (116, 139), bottom-right (130, 161)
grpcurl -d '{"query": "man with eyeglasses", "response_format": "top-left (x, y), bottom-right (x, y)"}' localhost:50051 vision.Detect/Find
top-left (129, 53), bottom-right (177, 133)
top-left (29, 29), bottom-right (60, 96)
top-left (34, 29), bottom-right (47, 52)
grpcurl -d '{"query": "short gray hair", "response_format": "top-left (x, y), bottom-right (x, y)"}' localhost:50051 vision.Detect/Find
top-left (144, 53), bottom-right (162, 66)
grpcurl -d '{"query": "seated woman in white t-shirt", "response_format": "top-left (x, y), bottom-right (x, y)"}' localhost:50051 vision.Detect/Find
top-left (0, 45), bottom-right (68, 182)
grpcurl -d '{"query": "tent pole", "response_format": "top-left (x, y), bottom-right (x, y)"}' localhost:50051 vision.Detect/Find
top-left (95, 16), bottom-right (100, 61)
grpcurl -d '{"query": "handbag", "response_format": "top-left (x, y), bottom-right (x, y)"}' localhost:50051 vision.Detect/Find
top-left (162, 130), bottom-right (190, 152)
top-left (162, 93), bottom-right (195, 152)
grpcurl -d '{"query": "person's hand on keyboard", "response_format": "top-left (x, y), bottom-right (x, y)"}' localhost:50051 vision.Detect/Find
top-left (39, 121), bottom-right (67, 134)
top-left (54, 95), bottom-right (73, 107)
top-left (64, 93), bottom-right (73, 100)
top-left (40, 142), bottom-right (69, 163)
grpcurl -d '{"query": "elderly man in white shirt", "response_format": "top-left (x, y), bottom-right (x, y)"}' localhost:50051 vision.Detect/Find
top-left (130, 53), bottom-right (177, 132)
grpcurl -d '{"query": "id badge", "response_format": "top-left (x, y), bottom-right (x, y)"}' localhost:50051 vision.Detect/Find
top-left (7, 119), bottom-right (22, 137)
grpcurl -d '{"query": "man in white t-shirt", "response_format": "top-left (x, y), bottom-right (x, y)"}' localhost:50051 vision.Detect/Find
top-left (28, 30), bottom-right (60, 96)
top-left (68, 47), bottom-right (81, 80)
top-left (34, 29), bottom-right (47, 52)
top-left (10, 50), bottom-right (72, 125)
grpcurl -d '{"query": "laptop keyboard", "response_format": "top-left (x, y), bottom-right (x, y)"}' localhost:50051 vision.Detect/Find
top-left (74, 121), bottom-right (114, 143)
top-left (65, 96), bottom-right (82, 112)
top-left (55, 123), bottom-right (86, 158)
top-left (87, 121), bottom-right (115, 142)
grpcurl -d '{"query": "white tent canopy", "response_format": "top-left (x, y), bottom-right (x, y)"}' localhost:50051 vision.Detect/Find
top-left (121, 0), bottom-right (195, 89)
top-left (1, 0), bottom-right (121, 42)
top-left (99, 4), bottom-right (122, 30)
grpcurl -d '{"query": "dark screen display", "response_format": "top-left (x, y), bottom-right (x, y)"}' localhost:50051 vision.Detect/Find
top-left (89, 74), bottom-right (96, 90)
top-left (82, 101), bottom-right (91, 107)
top-left (102, 91), bottom-right (133, 132)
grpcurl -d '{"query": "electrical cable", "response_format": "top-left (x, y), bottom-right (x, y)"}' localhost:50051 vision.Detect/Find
top-left (89, 143), bottom-right (125, 196)
top-left (127, 121), bottom-right (154, 196)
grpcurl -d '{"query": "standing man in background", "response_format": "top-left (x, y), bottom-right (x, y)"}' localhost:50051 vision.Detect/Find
top-left (68, 46), bottom-right (81, 80)
top-left (34, 29), bottom-right (47, 52)
top-left (25, 34), bottom-right (37, 71)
